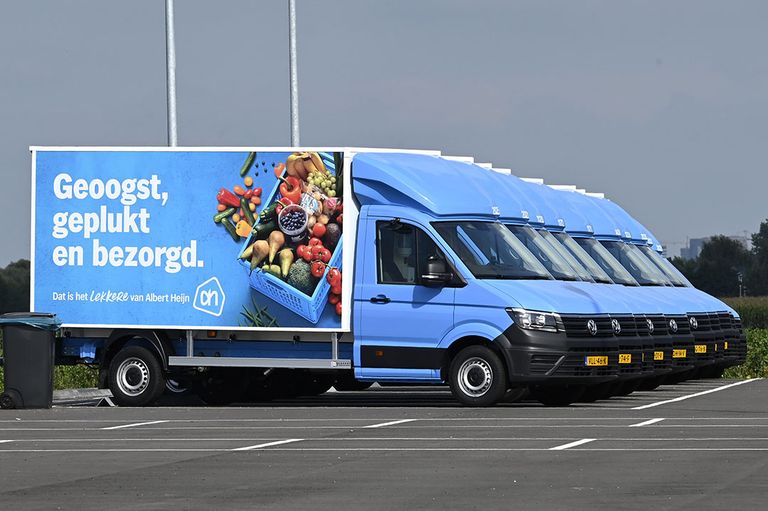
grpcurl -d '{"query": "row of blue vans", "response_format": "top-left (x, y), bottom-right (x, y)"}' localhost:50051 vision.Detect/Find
top-left (33, 148), bottom-right (745, 407)
top-left (351, 152), bottom-right (745, 406)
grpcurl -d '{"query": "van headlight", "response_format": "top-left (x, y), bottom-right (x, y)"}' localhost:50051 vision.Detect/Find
top-left (507, 308), bottom-right (560, 333)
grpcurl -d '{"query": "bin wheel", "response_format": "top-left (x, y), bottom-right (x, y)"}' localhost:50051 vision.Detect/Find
top-left (0, 392), bottom-right (16, 409)
top-left (448, 345), bottom-right (507, 407)
top-left (108, 345), bottom-right (166, 407)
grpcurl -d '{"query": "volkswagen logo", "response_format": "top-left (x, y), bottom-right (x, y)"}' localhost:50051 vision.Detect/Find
top-left (587, 319), bottom-right (598, 336)
top-left (611, 319), bottom-right (621, 335)
top-left (669, 319), bottom-right (678, 333)
top-left (646, 318), bottom-right (654, 334)
top-left (689, 317), bottom-right (698, 330)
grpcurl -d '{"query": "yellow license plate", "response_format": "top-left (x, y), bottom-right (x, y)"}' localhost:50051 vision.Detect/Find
top-left (672, 349), bottom-right (687, 358)
top-left (654, 351), bottom-right (664, 361)
top-left (585, 356), bottom-right (608, 367)
top-left (618, 353), bottom-right (632, 364)
top-left (724, 341), bottom-right (729, 350)
top-left (695, 344), bottom-right (707, 354)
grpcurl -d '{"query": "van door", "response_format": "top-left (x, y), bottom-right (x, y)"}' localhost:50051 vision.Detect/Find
top-left (355, 216), bottom-right (455, 381)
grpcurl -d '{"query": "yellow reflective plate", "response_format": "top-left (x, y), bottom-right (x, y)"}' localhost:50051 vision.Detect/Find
top-left (672, 349), bottom-right (687, 358)
top-left (724, 341), bottom-right (729, 350)
top-left (585, 356), bottom-right (608, 367)
top-left (695, 344), bottom-right (707, 354)
top-left (618, 353), bottom-right (632, 364)
top-left (654, 351), bottom-right (664, 361)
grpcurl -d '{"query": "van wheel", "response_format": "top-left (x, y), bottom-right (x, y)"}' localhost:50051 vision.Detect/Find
top-left (449, 345), bottom-right (507, 406)
top-left (108, 345), bottom-right (166, 407)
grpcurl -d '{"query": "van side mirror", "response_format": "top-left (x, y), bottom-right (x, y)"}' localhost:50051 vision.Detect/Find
top-left (421, 256), bottom-right (452, 287)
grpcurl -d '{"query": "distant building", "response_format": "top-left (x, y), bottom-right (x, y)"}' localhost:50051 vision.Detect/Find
top-left (680, 235), bottom-right (752, 260)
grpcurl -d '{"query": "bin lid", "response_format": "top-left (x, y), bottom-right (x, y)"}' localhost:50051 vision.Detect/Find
top-left (0, 312), bottom-right (61, 331)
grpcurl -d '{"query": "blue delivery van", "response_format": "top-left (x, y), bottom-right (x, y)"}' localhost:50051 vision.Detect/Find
top-left (28, 147), bottom-right (644, 408)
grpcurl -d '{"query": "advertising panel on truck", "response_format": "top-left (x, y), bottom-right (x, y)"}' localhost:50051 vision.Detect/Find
top-left (31, 148), bottom-right (352, 331)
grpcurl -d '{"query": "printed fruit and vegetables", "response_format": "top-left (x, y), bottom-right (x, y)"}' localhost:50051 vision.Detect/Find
top-left (213, 151), bottom-right (345, 320)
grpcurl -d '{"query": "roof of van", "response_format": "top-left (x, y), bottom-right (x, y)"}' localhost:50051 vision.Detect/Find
top-left (514, 179), bottom-right (567, 229)
top-left (351, 152), bottom-right (529, 220)
top-left (589, 196), bottom-right (664, 251)
top-left (551, 187), bottom-right (622, 238)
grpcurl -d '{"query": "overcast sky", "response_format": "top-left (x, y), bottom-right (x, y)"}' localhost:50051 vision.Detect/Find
top-left (1, 0), bottom-right (766, 265)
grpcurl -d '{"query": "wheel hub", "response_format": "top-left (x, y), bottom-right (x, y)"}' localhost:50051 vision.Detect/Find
top-left (457, 357), bottom-right (493, 397)
top-left (116, 357), bottom-right (150, 397)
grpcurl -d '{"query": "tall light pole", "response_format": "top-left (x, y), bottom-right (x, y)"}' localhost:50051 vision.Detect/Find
top-left (165, 0), bottom-right (178, 147)
top-left (288, 0), bottom-right (300, 146)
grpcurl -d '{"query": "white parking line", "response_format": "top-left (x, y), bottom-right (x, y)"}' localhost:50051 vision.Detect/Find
top-left (3, 446), bottom-right (768, 453)
top-left (629, 418), bottom-right (665, 427)
top-left (549, 438), bottom-right (596, 450)
top-left (232, 439), bottom-right (304, 451)
top-left (632, 379), bottom-right (762, 410)
top-left (0, 440), bottom-right (12, 444)
top-left (101, 420), bottom-right (169, 430)
top-left (364, 419), bottom-right (417, 428)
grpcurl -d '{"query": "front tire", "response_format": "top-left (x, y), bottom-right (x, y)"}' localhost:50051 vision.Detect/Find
top-left (448, 345), bottom-right (507, 407)
top-left (108, 345), bottom-right (166, 407)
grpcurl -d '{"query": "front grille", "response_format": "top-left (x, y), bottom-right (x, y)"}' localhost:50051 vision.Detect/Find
top-left (560, 315), bottom-right (614, 338)
top-left (718, 312), bottom-right (732, 330)
top-left (634, 315), bottom-right (651, 336)
top-left (667, 315), bottom-right (691, 335)
top-left (688, 313), bottom-right (713, 332)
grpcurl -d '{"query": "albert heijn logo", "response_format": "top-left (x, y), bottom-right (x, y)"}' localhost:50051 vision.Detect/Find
top-left (193, 277), bottom-right (225, 316)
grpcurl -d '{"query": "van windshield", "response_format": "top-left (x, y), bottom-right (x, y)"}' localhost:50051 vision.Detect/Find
top-left (433, 221), bottom-right (553, 280)
top-left (537, 230), bottom-right (595, 282)
top-left (600, 241), bottom-right (672, 286)
top-left (504, 225), bottom-right (582, 281)
top-left (552, 232), bottom-right (614, 284)
top-left (574, 238), bottom-right (639, 286)
top-left (638, 245), bottom-right (692, 287)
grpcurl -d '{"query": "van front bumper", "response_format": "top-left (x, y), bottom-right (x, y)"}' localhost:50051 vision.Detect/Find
top-left (497, 326), bottom-right (619, 385)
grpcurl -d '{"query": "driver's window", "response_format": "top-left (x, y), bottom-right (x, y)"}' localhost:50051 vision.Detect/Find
top-left (377, 221), bottom-right (445, 285)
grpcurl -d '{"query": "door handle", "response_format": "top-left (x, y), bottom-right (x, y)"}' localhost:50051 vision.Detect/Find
top-left (369, 294), bottom-right (391, 304)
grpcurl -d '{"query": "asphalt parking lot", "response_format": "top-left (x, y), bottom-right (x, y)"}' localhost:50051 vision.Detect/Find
top-left (1, 378), bottom-right (766, 510)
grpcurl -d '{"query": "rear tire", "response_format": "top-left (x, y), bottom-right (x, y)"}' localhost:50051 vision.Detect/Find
top-left (448, 345), bottom-right (507, 407)
top-left (108, 345), bottom-right (166, 407)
